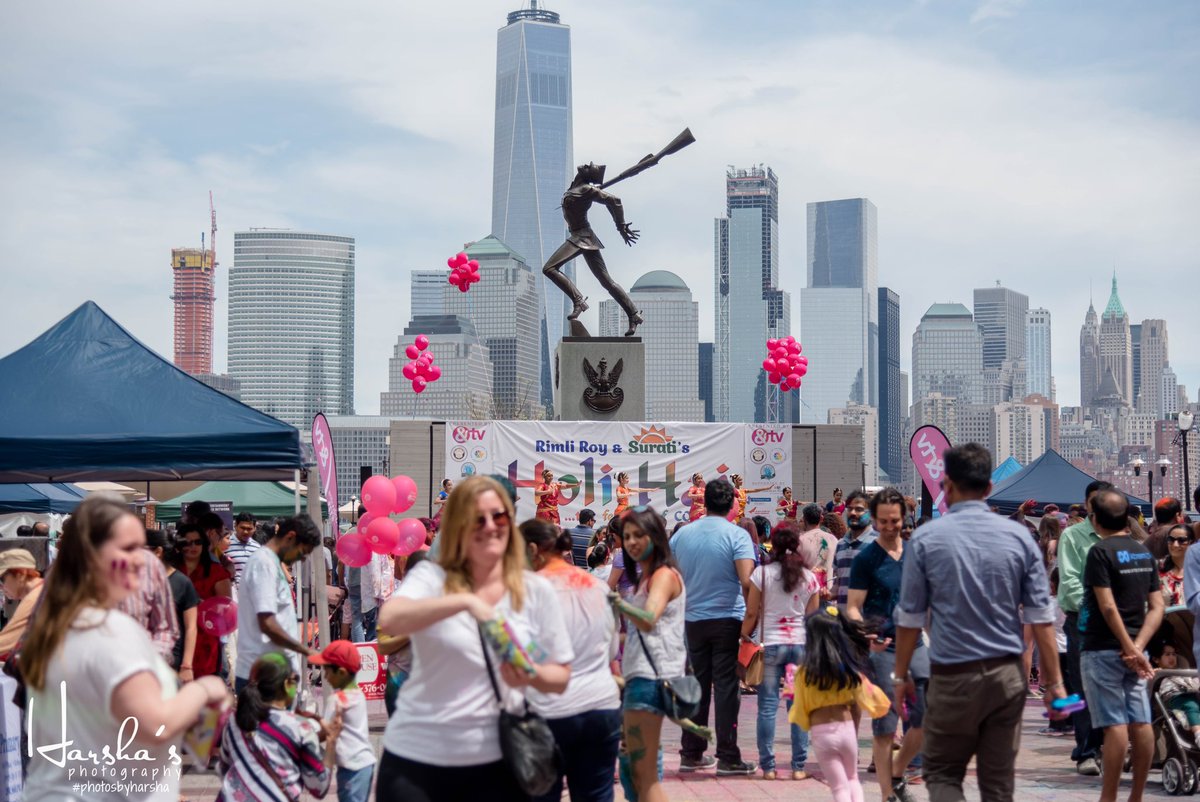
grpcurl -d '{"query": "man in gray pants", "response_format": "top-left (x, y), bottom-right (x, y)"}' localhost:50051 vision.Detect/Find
top-left (892, 443), bottom-right (1067, 801)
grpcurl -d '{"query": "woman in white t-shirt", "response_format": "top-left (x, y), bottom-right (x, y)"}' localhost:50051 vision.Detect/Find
top-left (376, 476), bottom-right (574, 802)
top-left (740, 521), bottom-right (820, 781)
top-left (20, 494), bottom-right (229, 802)
top-left (520, 517), bottom-right (621, 802)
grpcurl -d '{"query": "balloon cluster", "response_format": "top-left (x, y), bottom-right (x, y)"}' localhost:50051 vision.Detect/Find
top-left (447, 252), bottom-right (481, 293)
top-left (400, 334), bottom-right (442, 395)
top-left (336, 475), bottom-right (426, 567)
top-left (763, 336), bottom-right (807, 391)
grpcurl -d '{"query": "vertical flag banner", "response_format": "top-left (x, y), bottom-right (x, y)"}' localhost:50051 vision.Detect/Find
top-left (444, 421), bottom-right (791, 527)
top-left (312, 413), bottom-right (339, 535)
top-left (909, 424), bottom-right (952, 515)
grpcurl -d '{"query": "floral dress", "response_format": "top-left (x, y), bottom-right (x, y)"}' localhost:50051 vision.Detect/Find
top-left (1161, 567), bottom-right (1185, 607)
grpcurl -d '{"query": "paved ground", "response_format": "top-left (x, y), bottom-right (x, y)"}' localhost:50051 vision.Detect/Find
top-left (180, 694), bottom-right (1180, 800)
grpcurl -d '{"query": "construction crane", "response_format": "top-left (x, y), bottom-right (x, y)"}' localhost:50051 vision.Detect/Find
top-left (209, 190), bottom-right (218, 273)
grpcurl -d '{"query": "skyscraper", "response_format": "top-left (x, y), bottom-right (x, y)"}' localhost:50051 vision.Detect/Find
top-left (1026, 307), bottom-right (1053, 400)
top-left (877, 288), bottom-right (901, 483)
top-left (444, 236), bottom-right (540, 419)
top-left (491, 1), bottom-right (573, 408)
top-left (912, 303), bottom-right (984, 406)
top-left (379, 315), bottom-right (493, 419)
top-left (599, 270), bottom-right (703, 421)
top-left (171, 247), bottom-right (215, 375)
top-left (698, 343), bottom-right (714, 422)
top-left (1130, 322), bottom-right (1142, 405)
top-left (1099, 274), bottom-right (1133, 405)
top-left (800, 198), bottom-right (879, 424)
top-left (409, 270), bottom-right (447, 316)
top-left (1080, 301), bottom-right (1101, 407)
top-left (227, 231), bottom-right (355, 427)
top-left (973, 285), bottom-right (1028, 370)
top-left (713, 166), bottom-right (789, 422)
top-left (1137, 320), bottom-right (1168, 417)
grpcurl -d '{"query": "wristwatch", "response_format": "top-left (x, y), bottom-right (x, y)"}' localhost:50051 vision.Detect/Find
top-left (889, 671), bottom-right (909, 683)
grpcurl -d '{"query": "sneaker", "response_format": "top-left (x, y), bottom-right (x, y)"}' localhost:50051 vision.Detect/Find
top-left (716, 760), bottom-right (758, 776)
top-left (1037, 726), bottom-right (1069, 737)
top-left (867, 760), bottom-right (876, 773)
top-left (890, 777), bottom-right (917, 802)
top-left (679, 755), bottom-right (717, 772)
top-left (1076, 757), bottom-right (1101, 776)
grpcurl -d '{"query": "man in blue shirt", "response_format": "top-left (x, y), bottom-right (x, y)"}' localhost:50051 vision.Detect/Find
top-left (670, 478), bottom-right (757, 776)
top-left (893, 443), bottom-right (1066, 802)
top-left (567, 508), bottom-right (596, 567)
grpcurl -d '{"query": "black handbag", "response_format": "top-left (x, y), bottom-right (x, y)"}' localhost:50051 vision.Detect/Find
top-left (478, 628), bottom-right (562, 796)
top-left (631, 627), bottom-right (701, 721)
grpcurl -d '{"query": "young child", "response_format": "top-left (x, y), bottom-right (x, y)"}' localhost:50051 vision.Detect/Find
top-left (1155, 643), bottom-right (1200, 749)
top-left (309, 640), bottom-right (375, 802)
top-left (790, 607), bottom-right (891, 802)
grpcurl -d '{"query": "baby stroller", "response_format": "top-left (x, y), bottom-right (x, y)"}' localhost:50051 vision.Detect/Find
top-left (1150, 605), bottom-right (1200, 795)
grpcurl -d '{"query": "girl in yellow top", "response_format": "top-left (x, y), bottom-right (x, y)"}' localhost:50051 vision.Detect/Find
top-left (790, 607), bottom-right (891, 802)
top-left (729, 474), bottom-right (773, 523)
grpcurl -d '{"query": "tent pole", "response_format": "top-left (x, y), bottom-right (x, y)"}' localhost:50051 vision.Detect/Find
top-left (307, 468), bottom-right (330, 652)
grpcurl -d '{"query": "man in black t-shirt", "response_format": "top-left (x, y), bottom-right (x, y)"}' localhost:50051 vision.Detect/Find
top-left (1079, 488), bottom-right (1164, 802)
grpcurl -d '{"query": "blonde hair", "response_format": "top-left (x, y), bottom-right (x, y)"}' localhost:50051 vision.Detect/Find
top-left (22, 494), bottom-right (138, 691)
top-left (438, 476), bottom-right (526, 611)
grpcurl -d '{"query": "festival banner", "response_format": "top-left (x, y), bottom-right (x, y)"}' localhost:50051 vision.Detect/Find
top-left (311, 413), bottom-right (339, 536)
top-left (444, 421), bottom-right (791, 527)
top-left (909, 424), bottom-right (951, 514)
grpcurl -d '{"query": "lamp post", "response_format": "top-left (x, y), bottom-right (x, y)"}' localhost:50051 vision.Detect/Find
top-left (1181, 411), bottom-right (1195, 512)
top-left (1156, 456), bottom-right (1172, 508)
top-left (1132, 455), bottom-right (1146, 503)
top-left (350, 495), bottom-right (359, 524)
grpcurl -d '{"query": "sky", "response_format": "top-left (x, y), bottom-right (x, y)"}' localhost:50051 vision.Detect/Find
top-left (2, 0), bottom-right (1197, 416)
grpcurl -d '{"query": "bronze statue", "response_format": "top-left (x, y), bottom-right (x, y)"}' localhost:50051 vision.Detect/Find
top-left (543, 128), bottom-right (695, 338)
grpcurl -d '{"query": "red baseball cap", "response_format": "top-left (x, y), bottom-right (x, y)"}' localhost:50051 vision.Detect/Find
top-left (308, 640), bottom-right (361, 673)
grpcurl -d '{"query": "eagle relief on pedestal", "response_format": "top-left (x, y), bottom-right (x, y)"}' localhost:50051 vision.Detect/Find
top-left (582, 357), bottom-right (624, 413)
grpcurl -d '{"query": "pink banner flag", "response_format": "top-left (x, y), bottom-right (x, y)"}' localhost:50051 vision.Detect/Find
top-left (909, 425), bottom-right (952, 515)
top-left (311, 413), bottom-right (339, 535)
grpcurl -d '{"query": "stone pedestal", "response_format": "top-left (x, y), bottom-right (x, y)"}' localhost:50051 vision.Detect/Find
top-left (554, 337), bottom-right (645, 421)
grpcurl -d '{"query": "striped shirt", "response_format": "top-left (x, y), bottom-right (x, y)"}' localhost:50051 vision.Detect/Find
top-left (224, 537), bottom-right (262, 585)
top-left (218, 708), bottom-right (331, 802)
top-left (832, 528), bottom-right (877, 607)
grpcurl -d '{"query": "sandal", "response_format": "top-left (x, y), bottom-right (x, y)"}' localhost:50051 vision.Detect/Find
top-left (792, 771), bottom-right (809, 780)
top-left (762, 769), bottom-right (777, 780)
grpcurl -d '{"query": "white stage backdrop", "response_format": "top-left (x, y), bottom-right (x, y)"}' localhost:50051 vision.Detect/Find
top-left (444, 421), bottom-right (791, 527)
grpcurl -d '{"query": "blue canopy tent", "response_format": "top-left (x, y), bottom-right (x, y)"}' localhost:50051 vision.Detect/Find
top-left (991, 456), bottom-right (1022, 484)
top-left (0, 302), bottom-right (304, 483)
top-left (988, 449), bottom-right (1151, 516)
top-left (0, 483), bottom-right (87, 514)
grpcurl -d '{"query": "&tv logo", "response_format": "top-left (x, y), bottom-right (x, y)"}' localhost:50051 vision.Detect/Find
top-left (452, 425), bottom-right (487, 444)
top-left (751, 428), bottom-right (786, 446)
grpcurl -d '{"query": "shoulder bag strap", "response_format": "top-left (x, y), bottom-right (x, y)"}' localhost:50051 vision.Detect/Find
top-left (630, 626), bottom-right (661, 678)
top-left (477, 626), bottom-right (504, 704)
top-left (241, 723), bottom-right (293, 800)
top-left (758, 564), bottom-right (767, 643)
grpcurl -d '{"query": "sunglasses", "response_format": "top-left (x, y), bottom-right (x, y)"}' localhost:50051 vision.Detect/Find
top-left (1168, 536), bottom-right (1193, 545)
top-left (475, 510), bottom-right (510, 529)
top-left (182, 539), bottom-right (204, 546)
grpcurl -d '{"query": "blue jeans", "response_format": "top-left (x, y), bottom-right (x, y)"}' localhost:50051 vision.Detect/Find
top-left (1064, 611), bottom-right (1103, 761)
top-left (337, 765), bottom-right (374, 802)
top-left (532, 708), bottom-right (622, 802)
top-left (756, 643), bottom-right (809, 772)
top-left (348, 591), bottom-right (377, 643)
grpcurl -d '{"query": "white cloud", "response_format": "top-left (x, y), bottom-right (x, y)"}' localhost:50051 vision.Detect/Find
top-left (970, 0), bottom-right (1028, 25)
top-left (1, 0), bottom-right (1197, 418)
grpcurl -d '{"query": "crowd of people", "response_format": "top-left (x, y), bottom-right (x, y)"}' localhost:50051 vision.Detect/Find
top-left (2, 450), bottom-right (1199, 802)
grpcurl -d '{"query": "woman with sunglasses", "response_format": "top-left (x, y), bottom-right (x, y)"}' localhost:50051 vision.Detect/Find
top-left (219, 652), bottom-right (342, 802)
top-left (177, 521), bottom-right (232, 678)
top-left (1160, 524), bottom-right (1195, 607)
top-left (376, 476), bottom-right (574, 802)
top-left (535, 469), bottom-right (581, 526)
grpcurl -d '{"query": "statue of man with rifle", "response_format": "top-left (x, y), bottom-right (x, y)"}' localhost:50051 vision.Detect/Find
top-left (542, 128), bottom-right (695, 337)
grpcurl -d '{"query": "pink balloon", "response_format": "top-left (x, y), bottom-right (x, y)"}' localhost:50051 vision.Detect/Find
top-left (455, 252), bottom-right (469, 266)
top-left (772, 347), bottom-right (788, 360)
top-left (365, 517), bottom-right (400, 554)
top-left (412, 378), bottom-right (427, 393)
top-left (362, 474), bottom-right (397, 515)
top-left (395, 518), bottom-right (427, 556)
top-left (448, 272), bottom-right (463, 286)
top-left (426, 365), bottom-right (442, 381)
top-left (336, 533), bottom-right (372, 567)
top-left (447, 256), bottom-right (458, 269)
top-left (766, 339), bottom-right (779, 351)
top-left (796, 364), bottom-right (808, 378)
top-left (769, 372), bottom-right (782, 384)
top-left (457, 283), bottom-right (469, 293)
top-left (392, 475), bottom-right (418, 514)
top-left (788, 372), bottom-right (802, 386)
top-left (762, 358), bottom-right (776, 373)
top-left (467, 260), bottom-right (480, 273)
top-left (405, 344), bottom-right (420, 359)
top-left (356, 511), bottom-right (377, 536)
top-left (419, 352), bottom-right (434, 363)
top-left (782, 335), bottom-right (795, 345)
top-left (787, 342), bottom-right (801, 354)
top-left (402, 362), bottom-right (417, 380)
top-left (198, 597), bottom-right (238, 637)
top-left (415, 335), bottom-right (429, 350)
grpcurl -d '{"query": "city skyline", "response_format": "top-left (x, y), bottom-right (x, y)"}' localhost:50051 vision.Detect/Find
top-left (3, 1), bottom-right (1198, 415)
